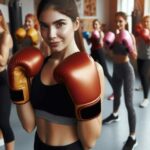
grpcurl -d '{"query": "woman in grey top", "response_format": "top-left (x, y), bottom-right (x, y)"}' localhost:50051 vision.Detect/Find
top-left (136, 15), bottom-right (150, 108)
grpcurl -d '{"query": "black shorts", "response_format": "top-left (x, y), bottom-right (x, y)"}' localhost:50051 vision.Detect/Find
top-left (34, 132), bottom-right (84, 150)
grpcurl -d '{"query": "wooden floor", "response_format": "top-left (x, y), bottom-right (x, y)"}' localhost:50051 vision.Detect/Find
top-left (0, 59), bottom-right (150, 150)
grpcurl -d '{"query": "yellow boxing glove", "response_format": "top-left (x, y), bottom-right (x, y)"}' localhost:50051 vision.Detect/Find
top-left (26, 28), bottom-right (39, 46)
top-left (15, 27), bottom-right (27, 43)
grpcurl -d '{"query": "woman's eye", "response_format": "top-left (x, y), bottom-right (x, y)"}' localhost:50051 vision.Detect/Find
top-left (56, 22), bottom-right (65, 28)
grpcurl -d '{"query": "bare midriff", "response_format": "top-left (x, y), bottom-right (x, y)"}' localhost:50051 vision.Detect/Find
top-left (112, 54), bottom-right (129, 64)
top-left (36, 118), bottom-right (78, 146)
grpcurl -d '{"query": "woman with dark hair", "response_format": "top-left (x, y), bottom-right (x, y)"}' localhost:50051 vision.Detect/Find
top-left (90, 19), bottom-right (114, 100)
top-left (8, 0), bottom-right (104, 150)
top-left (103, 11), bottom-right (138, 150)
top-left (0, 10), bottom-right (15, 150)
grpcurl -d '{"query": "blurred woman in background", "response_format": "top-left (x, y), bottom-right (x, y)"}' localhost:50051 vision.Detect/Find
top-left (0, 9), bottom-right (15, 150)
top-left (103, 11), bottom-right (138, 150)
top-left (136, 15), bottom-right (150, 108)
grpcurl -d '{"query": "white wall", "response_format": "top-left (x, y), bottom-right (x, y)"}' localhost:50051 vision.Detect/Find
top-left (0, 0), bottom-right (34, 24)
top-left (144, 0), bottom-right (150, 15)
top-left (117, 0), bottom-right (134, 32)
top-left (0, 1), bottom-right (34, 25)
top-left (97, 0), bottom-right (135, 31)
top-left (97, 0), bottom-right (109, 27)
top-left (20, 0), bottom-right (34, 23)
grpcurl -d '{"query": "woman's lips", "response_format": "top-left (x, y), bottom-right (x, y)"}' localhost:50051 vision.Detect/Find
top-left (49, 42), bottom-right (59, 47)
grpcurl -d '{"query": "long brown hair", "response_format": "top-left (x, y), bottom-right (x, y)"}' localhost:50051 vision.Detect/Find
top-left (37, 0), bottom-right (85, 51)
top-left (0, 10), bottom-right (9, 32)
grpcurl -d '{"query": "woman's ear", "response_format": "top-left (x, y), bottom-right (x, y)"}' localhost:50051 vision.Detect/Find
top-left (73, 17), bottom-right (80, 31)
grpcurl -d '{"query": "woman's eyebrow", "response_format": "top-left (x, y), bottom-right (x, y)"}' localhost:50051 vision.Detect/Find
top-left (53, 19), bottom-right (66, 24)
top-left (39, 19), bottom-right (67, 28)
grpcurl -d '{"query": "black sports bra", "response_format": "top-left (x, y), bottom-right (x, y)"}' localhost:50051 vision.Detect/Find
top-left (112, 42), bottom-right (128, 55)
top-left (30, 56), bottom-right (77, 125)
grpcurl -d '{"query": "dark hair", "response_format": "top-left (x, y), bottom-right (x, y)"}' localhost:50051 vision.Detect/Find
top-left (115, 11), bottom-right (128, 30)
top-left (37, 0), bottom-right (85, 51)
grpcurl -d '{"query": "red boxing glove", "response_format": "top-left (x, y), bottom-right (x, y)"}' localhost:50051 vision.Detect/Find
top-left (103, 32), bottom-right (115, 49)
top-left (140, 28), bottom-right (150, 42)
top-left (8, 46), bottom-right (44, 104)
top-left (54, 52), bottom-right (101, 120)
top-left (135, 23), bottom-right (150, 42)
top-left (117, 30), bottom-right (134, 53)
top-left (135, 23), bottom-right (143, 35)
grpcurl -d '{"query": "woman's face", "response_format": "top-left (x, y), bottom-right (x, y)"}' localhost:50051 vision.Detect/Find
top-left (24, 17), bottom-right (34, 30)
top-left (115, 15), bottom-right (127, 31)
top-left (39, 8), bottom-right (78, 53)
top-left (93, 21), bottom-right (101, 30)
top-left (142, 17), bottom-right (150, 29)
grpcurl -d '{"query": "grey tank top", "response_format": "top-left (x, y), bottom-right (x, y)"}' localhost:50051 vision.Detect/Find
top-left (136, 37), bottom-right (150, 59)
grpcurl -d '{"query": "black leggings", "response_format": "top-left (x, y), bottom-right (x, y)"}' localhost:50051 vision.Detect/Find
top-left (0, 70), bottom-right (14, 143)
top-left (91, 48), bottom-right (113, 89)
top-left (112, 62), bottom-right (136, 133)
top-left (137, 58), bottom-right (150, 99)
top-left (34, 132), bottom-right (84, 150)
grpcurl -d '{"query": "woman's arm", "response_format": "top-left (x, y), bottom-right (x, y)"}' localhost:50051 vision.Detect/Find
top-left (100, 31), bottom-right (104, 48)
top-left (78, 63), bottom-right (104, 150)
top-left (77, 116), bottom-right (102, 150)
top-left (8, 46), bottom-right (44, 133)
top-left (16, 102), bottom-right (36, 133)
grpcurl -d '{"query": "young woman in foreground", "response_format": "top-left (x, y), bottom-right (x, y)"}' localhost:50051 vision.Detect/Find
top-left (8, 0), bottom-right (104, 150)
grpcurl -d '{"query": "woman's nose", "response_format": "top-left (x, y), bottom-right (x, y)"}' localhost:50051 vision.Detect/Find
top-left (48, 26), bottom-right (57, 38)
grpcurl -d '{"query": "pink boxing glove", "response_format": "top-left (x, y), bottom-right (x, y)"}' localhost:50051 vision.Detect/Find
top-left (117, 30), bottom-right (134, 53)
top-left (103, 32), bottom-right (115, 49)
top-left (92, 30), bottom-right (100, 39)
